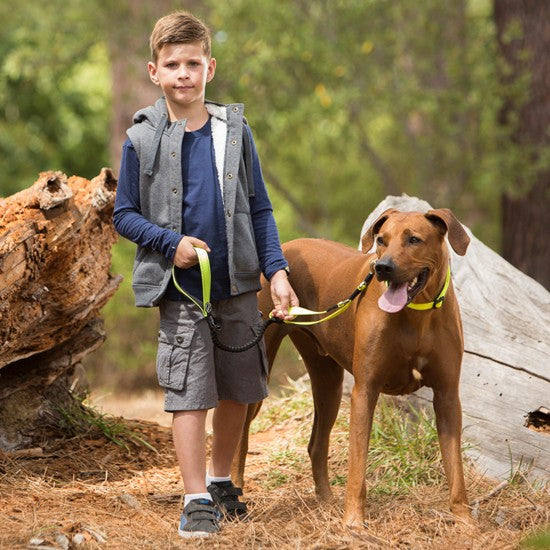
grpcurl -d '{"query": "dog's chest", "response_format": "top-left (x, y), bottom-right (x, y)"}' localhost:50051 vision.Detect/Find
top-left (379, 351), bottom-right (433, 396)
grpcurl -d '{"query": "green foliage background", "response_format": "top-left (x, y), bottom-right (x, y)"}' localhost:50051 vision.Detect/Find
top-left (0, 0), bottom-right (528, 391)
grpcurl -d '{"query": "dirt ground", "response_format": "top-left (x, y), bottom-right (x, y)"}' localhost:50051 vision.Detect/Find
top-left (0, 391), bottom-right (548, 550)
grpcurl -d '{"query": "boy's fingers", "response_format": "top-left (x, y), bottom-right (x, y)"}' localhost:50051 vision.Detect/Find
top-left (185, 236), bottom-right (211, 252)
top-left (269, 275), bottom-right (299, 320)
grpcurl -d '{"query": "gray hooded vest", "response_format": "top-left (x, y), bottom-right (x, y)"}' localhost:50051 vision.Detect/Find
top-left (127, 97), bottom-right (261, 307)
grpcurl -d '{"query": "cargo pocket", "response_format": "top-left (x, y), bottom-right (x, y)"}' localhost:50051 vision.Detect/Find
top-left (156, 329), bottom-right (193, 391)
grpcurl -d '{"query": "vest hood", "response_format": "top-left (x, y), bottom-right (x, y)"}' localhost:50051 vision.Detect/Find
top-left (131, 98), bottom-right (231, 177)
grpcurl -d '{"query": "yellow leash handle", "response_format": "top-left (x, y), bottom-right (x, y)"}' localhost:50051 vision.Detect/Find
top-left (270, 274), bottom-right (373, 326)
top-left (171, 246), bottom-right (211, 317)
top-left (280, 302), bottom-right (353, 325)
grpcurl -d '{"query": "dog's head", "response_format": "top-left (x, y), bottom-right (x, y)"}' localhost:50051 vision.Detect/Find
top-left (361, 208), bottom-right (470, 312)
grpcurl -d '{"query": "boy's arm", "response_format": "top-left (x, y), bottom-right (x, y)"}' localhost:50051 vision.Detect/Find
top-left (113, 139), bottom-right (208, 267)
top-left (113, 140), bottom-right (182, 261)
top-left (269, 269), bottom-right (299, 320)
top-left (245, 127), bottom-right (287, 277)
top-left (246, 126), bottom-right (298, 319)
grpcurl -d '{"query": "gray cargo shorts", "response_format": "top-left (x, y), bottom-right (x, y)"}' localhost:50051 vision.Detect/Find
top-left (156, 292), bottom-right (269, 412)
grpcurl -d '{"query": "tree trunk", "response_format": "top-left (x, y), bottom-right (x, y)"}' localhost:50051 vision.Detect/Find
top-left (494, 0), bottom-right (550, 289)
top-left (106, 0), bottom-right (183, 172)
top-left (0, 169), bottom-right (121, 450)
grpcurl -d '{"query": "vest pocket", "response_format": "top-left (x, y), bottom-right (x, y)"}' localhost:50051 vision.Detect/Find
top-left (233, 212), bottom-right (261, 276)
top-left (156, 330), bottom-right (193, 391)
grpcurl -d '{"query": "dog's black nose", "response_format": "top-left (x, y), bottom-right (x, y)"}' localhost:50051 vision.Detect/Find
top-left (375, 258), bottom-right (395, 280)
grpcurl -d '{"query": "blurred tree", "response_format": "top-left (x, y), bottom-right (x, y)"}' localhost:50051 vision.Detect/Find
top-left (0, 1), bottom-right (111, 196)
top-left (96, 0), bottom-right (174, 170)
top-left (1, 1), bottom-right (538, 391)
top-left (494, 0), bottom-right (550, 289)
top-left (205, 0), bottom-right (516, 249)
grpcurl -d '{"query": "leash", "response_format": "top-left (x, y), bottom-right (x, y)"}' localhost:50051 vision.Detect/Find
top-left (272, 273), bottom-right (374, 326)
top-left (171, 248), bottom-right (279, 353)
top-left (171, 248), bottom-right (374, 352)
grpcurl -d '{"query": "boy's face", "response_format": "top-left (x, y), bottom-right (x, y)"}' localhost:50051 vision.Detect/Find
top-left (148, 41), bottom-right (216, 120)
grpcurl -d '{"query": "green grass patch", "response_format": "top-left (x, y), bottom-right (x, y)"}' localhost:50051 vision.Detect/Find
top-left (255, 378), bottom-right (447, 495)
top-left (264, 448), bottom-right (307, 489)
top-left (366, 398), bottom-right (444, 494)
top-left (58, 397), bottom-right (157, 453)
top-left (521, 528), bottom-right (550, 549)
top-left (251, 376), bottom-right (313, 434)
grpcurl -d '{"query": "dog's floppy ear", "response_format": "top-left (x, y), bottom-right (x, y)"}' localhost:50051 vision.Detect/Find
top-left (361, 208), bottom-right (398, 253)
top-left (425, 208), bottom-right (470, 256)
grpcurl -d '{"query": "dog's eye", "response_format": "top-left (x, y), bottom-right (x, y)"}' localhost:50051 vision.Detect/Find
top-left (376, 236), bottom-right (385, 246)
top-left (409, 236), bottom-right (422, 244)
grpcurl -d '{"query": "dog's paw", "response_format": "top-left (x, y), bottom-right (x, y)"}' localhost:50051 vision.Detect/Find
top-left (342, 511), bottom-right (365, 530)
top-left (451, 504), bottom-right (475, 525)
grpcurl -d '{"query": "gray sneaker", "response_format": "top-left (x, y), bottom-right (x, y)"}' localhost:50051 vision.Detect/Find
top-left (207, 480), bottom-right (248, 520)
top-left (178, 498), bottom-right (220, 538)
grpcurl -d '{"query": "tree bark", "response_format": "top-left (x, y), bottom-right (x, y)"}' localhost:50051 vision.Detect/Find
top-left (0, 169), bottom-right (121, 450)
top-left (493, 0), bottom-right (550, 289)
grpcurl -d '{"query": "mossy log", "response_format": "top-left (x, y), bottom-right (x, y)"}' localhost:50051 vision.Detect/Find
top-left (0, 169), bottom-right (121, 450)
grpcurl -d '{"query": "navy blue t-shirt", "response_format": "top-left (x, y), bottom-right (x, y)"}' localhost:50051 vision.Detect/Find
top-left (164, 117), bottom-right (231, 301)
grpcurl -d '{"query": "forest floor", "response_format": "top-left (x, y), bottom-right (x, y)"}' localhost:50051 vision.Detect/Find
top-left (0, 382), bottom-right (548, 550)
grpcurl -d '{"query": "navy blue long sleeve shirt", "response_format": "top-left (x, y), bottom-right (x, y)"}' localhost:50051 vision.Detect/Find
top-left (114, 119), bottom-right (287, 301)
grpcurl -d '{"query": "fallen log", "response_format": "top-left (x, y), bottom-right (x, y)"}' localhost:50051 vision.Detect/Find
top-left (0, 169), bottom-right (121, 450)
top-left (356, 196), bottom-right (550, 482)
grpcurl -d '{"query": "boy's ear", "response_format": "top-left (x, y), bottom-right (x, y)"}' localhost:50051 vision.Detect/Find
top-left (206, 57), bottom-right (216, 83)
top-left (148, 62), bottom-right (160, 86)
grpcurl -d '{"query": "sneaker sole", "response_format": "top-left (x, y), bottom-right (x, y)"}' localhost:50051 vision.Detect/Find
top-left (178, 528), bottom-right (218, 538)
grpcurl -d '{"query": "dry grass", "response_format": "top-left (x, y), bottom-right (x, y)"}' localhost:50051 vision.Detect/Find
top-left (0, 382), bottom-right (548, 549)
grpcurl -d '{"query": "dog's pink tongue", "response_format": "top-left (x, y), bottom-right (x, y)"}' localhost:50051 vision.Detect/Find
top-left (378, 283), bottom-right (408, 313)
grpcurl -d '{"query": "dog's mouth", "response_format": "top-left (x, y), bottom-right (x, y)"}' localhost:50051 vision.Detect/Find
top-left (378, 268), bottom-right (429, 313)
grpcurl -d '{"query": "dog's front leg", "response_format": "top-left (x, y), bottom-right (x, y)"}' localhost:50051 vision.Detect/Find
top-left (432, 387), bottom-right (471, 521)
top-left (343, 381), bottom-right (380, 528)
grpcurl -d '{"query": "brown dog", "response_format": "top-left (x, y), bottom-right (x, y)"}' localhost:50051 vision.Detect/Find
top-left (234, 208), bottom-right (471, 526)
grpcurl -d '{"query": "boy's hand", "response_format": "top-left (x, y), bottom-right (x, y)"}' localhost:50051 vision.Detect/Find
top-left (270, 270), bottom-right (299, 320)
top-left (173, 236), bottom-right (211, 269)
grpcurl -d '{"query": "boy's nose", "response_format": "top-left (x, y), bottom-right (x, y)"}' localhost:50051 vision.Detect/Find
top-left (177, 67), bottom-right (190, 79)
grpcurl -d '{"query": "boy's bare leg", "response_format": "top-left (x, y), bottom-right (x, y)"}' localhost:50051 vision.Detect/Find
top-left (173, 409), bottom-right (209, 494)
top-left (208, 400), bottom-right (248, 477)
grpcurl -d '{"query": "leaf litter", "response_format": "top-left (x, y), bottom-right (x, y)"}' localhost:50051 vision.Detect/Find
top-left (0, 386), bottom-right (548, 549)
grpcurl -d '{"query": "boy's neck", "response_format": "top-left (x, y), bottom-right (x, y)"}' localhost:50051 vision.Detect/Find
top-left (166, 100), bottom-right (209, 131)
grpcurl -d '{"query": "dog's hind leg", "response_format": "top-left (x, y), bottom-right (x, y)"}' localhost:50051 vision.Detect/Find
top-left (231, 321), bottom-right (288, 488)
top-left (231, 400), bottom-right (261, 488)
top-left (290, 330), bottom-right (344, 502)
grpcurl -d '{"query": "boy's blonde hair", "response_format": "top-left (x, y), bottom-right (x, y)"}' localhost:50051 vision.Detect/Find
top-left (149, 11), bottom-right (211, 62)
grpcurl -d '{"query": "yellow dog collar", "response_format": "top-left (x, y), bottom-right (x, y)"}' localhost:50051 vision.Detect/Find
top-left (406, 266), bottom-right (451, 310)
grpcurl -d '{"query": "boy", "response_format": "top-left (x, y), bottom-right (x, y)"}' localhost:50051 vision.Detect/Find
top-left (113, 11), bottom-right (298, 538)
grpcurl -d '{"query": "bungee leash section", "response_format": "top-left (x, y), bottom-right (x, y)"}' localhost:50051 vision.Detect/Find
top-left (171, 247), bottom-right (373, 353)
top-left (171, 247), bottom-right (272, 353)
